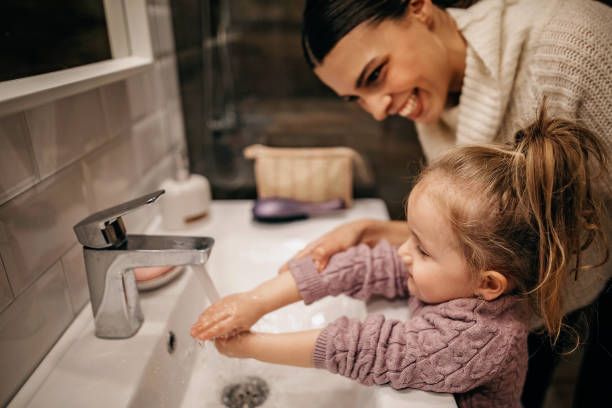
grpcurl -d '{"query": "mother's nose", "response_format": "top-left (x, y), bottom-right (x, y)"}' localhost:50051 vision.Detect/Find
top-left (360, 94), bottom-right (392, 121)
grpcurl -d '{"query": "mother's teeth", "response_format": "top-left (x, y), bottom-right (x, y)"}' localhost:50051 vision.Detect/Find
top-left (399, 92), bottom-right (418, 117)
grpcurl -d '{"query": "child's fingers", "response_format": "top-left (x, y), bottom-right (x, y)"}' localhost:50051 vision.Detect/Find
top-left (196, 310), bottom-right (230, 332)
top-left (313, 246), bottom-right (332, 272)
top-left (191, 315), bottom-right (234, 340)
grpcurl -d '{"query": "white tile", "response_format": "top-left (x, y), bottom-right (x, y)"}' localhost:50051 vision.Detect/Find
top-left (166, 101), bottom-right (186, 148)
top-left (159, 56), bottom-right (180, 106)
top-left (26, 90), bottom-right (109, 179)
top-left (150, 4), bottom-right (175, 57)
top-left (0, 262), bottom-right (73, 407)
top-left (147, 6), bottom-right (161, 59)
top-left (60, 244), bottom-right (89, 314)
top-left (0, 113), bottom-right (38, 205)
top-left (131, 112), bottom-right (170, 177)
top-left (152, 61), bottom-right (166, 111)
top-left (123, 154), bottom-right (175, 233)
top-left (82, 134), bottom-right (138, 212)
top-left (126, 69), bottom-right (158, 121)
top-left (100, 81), bottom-right (132, 138)
top-left (0, 164), bottom-right (89, 296)
top-left (0, 258), bottom-right (13, 313)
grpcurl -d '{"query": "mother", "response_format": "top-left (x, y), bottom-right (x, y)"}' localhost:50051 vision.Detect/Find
top-left (286, 0), bottom-right (612, 405)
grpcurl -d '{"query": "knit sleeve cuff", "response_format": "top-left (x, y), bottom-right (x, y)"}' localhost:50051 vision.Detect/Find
top-left (288, 257), bottom-right (328, 305)
top-left (312, 327), bottom-right (330, 369)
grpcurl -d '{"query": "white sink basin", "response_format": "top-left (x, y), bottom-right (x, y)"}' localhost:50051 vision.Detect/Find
top-left (10, 199), bottom-right (456, 408)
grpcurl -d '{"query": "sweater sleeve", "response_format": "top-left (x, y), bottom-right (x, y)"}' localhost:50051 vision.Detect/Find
top-left (312, 298), bottom-right (528, 394)
top-left (288, 240), bottom-right (409, 305)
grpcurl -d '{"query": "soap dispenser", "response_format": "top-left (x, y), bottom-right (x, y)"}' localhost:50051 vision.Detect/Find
top-left (159, 150), bottom-right (211, 229)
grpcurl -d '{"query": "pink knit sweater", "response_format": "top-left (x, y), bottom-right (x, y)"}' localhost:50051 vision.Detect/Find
top-left (289, 240), bottom-right (529, 408)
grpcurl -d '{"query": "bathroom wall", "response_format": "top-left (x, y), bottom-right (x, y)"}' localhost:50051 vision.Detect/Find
top-left (0, 0), bottom-right (185, 405)
top-left (172, 0), bottom-right (425, 220)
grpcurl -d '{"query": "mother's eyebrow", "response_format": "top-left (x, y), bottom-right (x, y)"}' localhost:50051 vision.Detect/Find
top-left (355, 58), bottom-right (376, 88)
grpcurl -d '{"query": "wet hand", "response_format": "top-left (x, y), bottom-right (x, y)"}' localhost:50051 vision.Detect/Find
top-left (214, 332), bottom-right (257, 359)
top-left (190, 293), bottom-right (264, 341)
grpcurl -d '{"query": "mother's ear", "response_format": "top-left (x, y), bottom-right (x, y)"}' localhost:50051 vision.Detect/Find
top-left (409, 0), bottom-right (435, 27)
top-left (475, 270), bottom-right (508, 301)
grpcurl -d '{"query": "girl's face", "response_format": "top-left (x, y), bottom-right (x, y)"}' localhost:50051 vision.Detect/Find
top-left (313, 2), bottom-right (465, 124)
top-left (397, 184), bottom-right (476, 303)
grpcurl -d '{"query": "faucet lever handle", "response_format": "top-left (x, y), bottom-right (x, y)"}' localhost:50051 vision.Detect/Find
top-left (73, 190), bottom-right (165, 249)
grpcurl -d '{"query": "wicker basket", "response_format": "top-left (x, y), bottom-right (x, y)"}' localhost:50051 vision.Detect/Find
top-left (244, 144), bottom-right (367, 207)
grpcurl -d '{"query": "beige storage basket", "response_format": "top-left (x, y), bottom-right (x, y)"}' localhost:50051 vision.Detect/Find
top-left (244, 144), bottom-right (369, 207)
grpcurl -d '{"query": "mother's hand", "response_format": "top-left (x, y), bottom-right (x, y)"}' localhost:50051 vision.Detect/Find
top-left (278, 219), bottom-right (371, 274)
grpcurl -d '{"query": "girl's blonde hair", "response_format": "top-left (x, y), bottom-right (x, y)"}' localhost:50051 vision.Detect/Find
top-left (417, 101), bottom-right (609, 343)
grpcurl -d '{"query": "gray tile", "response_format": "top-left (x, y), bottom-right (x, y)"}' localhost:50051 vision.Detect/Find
top-left (0, 262), bottom-right (73, 407)
top-left (126, 69), bottom-right (158, 121)
top-left (131, 112), bottom-right (169, 177)
top-left (0, 164), bottom-right (89, 296)
top-left (100, 81), bottom-right (132, 138)
top-left (123, 154), bottom-right (175, 233)
top-left (0, 113), bottom-right (38, 205)
top-left (150, 4), bottom-right (175, 57)
top-left (166, 101), bottom-right (186, 148)
top-left (159, 56), bottom-right (180, 106)
top-left (26, 90), bottom-right (109, 179)
top-left (60, 244), bottom-right (89, 314)
top-left (81, 134), bottom-right (138, 212)
top-left (0, 257), bottom-right (13, 313)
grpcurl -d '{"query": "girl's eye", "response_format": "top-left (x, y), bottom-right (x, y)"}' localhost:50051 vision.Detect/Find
top-left (417, 246), bottom-right (429, 257)
top-left (366, 65), bottom-right (383, 85)
top-left (343, 95), bottom-right (359, 103)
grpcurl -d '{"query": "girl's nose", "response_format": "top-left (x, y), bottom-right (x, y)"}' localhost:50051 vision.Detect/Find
top-left (397, 242), bottom-right (412, 263)
top-left (361, 94), bottom-right (392, 121)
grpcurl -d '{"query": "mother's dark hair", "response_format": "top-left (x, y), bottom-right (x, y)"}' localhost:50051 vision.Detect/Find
top-left (302, 0), bottom-right (479, 67)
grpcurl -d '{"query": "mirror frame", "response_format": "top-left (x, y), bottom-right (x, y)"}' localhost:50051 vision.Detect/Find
top-left (0, 0), bottom-right (153, 117)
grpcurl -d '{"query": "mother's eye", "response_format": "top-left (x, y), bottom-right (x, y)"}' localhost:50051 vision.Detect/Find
top-left (366, 64), bottom-right (384, 85)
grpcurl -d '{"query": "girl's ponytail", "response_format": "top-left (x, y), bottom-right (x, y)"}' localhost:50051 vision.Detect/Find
top-left (512, 100), bottom-right (609, 342)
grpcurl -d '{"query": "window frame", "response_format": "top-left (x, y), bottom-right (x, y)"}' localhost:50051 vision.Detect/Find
top-left (0, 0), bottom-right (153, 117)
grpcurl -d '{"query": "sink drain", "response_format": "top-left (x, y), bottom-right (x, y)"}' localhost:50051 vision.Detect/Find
top-left (221, 376), bottom-right (270, 408)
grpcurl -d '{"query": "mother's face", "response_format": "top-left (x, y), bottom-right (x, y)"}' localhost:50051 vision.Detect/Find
top-left (313, 3), bottom-right (464, 124)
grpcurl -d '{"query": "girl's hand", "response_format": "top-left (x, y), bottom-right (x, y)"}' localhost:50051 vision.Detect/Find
top-left (214, 332), bottom-right (256, 359)
top-left (190, 293), bottom-right (264, 341)
top-left (278, 219), bottom-right (370, 274)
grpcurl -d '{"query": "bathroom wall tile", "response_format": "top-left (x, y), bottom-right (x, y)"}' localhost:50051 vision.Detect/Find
top-left (152, 61), bottom-right (166, 111)
top-left (158, 56), bottom-right (180, 106)
top-left (150, 4), bottom-right (176, 58)
top-left (82, 134), bottom-right (138, 212)
top-left (60, 244), bottom-right (88, 314)
top-left (166, 101), bottom-right (186, 148)
top-left (123, 154), bottom-right (175, 233)
top-left (126, 69), bottom-right (158, 121)
top-left (147, 6), bottom-right (161, 60)
top-left (0, 113), bottom-right (38, 206)
top-left (0, 164), bottom-right (88, 296)
top-left (131, 112), bottom-right (170, 178)
top-left (0, 262), bottom-right (73, 407)
top-left (100, 81), bottom-right (132, 138)
top-left (0, 258), bottom-right (13, 313)
top-left (26, 90), bottom-right (108, 180)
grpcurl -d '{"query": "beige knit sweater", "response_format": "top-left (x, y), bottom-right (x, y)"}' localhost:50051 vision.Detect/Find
top-left (416, 0), bottom-right (612, 325)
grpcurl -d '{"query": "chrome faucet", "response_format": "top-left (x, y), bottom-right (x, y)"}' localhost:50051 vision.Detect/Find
top-left (73, 190), bottom-right (214, 339)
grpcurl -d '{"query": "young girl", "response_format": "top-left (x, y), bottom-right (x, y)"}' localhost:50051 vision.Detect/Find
top-left (190, 105), bottom-right (608, 407)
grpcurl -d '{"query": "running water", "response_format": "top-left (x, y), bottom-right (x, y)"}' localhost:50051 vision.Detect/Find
top-left (186, 264), bottom-right (221, 353)
top-left (192, 264), bottom-right (220, 303)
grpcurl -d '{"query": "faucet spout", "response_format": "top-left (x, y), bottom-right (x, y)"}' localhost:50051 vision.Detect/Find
top-left (84, 234), bottom-right (214, 339)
